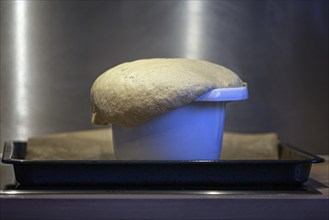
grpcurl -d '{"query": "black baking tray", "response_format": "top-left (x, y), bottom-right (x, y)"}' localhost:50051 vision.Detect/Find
top-left (1, 141), bottom-right (325, 187)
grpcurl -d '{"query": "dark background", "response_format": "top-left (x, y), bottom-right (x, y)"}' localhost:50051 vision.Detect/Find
top-left (1, 0), bottom-right (328, 154)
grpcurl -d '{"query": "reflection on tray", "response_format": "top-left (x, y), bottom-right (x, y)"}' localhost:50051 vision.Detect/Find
top-left (1, 181), bottom-right (322, 196)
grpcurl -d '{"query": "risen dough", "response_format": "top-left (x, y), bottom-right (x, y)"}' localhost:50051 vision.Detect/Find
top-left (90, 58), bottom-right (243, 127)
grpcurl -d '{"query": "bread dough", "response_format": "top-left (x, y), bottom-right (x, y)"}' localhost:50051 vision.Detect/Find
top-left (90, 58), bottom-right (244, 127)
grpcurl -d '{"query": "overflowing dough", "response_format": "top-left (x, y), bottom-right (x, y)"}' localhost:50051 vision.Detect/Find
top-left (90, 58), bottom-right (243, 127)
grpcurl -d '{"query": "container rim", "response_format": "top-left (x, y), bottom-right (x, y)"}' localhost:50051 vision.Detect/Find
top-left (194, 84), bottom-right (248, 102)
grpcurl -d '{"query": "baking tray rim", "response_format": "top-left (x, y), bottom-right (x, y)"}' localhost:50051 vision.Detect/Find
top-left (2, 141), bottom-right (325, 165)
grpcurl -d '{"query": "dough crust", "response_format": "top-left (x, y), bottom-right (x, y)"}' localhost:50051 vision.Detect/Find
top-left (90, 58), bottom-right (243, 127)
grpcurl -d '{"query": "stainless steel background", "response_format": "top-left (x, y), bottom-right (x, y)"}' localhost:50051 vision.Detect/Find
top-left (1, 1), bottom-right (328, 154)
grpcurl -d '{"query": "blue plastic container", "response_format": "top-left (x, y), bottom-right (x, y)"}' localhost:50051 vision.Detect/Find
top-left (112, 85), bottom-right (248, 160)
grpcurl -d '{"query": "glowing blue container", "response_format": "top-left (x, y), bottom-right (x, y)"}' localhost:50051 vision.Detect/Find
top-left (112, 85), bottom-right (248, 160)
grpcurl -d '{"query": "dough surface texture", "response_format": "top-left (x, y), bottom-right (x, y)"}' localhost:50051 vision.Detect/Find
top-left (90, 58), bottom-right (243, 127)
